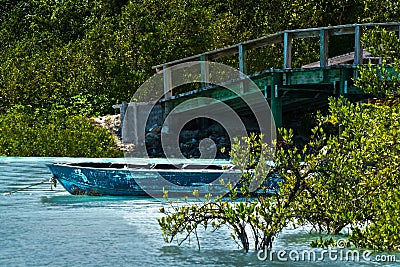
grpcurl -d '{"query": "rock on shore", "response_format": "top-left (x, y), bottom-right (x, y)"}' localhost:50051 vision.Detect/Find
top-left (92, 114), bottom-right (134, 153)
top-left (93, 115), bottom-right (231, 158)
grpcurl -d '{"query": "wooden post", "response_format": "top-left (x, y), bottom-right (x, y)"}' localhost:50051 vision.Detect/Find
top-left (354, 26), bottom-right (363, 65)
top-left (238, 44), bottom-right (248, 75)
top-left (339, 70), bottom-right (347, 96)
top-left (120, 102), bottom-right (128, 128)
top-left (163, 64), bottom-right (172, 99)
top-left (163, 64), bottom-right (173, 119)
top-left (263, 85), bottom-right (267, 98)
top-left (283, 32), bottom-right (292, 69)
top-left (238, 44), bottom-right (248, 94)
top-left (271, 73), bottom-right (282, 128)
top-left (320, 29), bottom-right (329, 67)
top-left (200, 55), bottom-right (209, 89)
top-left (398, 25), bottom-right (400, 39)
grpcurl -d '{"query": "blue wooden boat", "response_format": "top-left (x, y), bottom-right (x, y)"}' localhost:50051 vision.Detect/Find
top-left (46, 160), bottom-right (242, 197)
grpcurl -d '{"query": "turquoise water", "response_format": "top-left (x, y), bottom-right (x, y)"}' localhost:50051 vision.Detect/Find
top-left (0, 158), bottom-right (398, 266)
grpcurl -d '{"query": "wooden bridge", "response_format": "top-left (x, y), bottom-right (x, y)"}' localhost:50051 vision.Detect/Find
top-left (144, 23), bottom-right (400, 130)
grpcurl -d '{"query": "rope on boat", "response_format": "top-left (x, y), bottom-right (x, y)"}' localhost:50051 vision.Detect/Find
top-left (3, 177), bottom-right (57, 195)
top-left (49, 176), bottom-right (57, 190)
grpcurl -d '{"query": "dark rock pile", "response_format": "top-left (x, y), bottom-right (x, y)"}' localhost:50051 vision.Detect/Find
top-left (145, 123), bottom-right (231, 159)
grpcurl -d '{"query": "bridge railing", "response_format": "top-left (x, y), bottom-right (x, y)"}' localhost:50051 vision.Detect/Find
top-left (152, 22), bottom-right (399, 98)
top-left (154, 22), bottom-right (399, 72)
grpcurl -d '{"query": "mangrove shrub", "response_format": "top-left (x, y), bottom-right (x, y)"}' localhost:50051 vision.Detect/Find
top-left (0, 105), bottom-right (122, 157)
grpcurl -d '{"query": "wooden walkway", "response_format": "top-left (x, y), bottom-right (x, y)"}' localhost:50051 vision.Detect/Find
top-left (151, 22), bottom-right (399, 127)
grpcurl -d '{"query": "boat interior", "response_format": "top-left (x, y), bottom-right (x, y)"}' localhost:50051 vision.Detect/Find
top-left (66, 162), bottom-right (236, 170)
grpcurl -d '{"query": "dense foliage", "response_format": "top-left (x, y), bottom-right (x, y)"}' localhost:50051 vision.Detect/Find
top-left (0, 106), bottom-right (122, 157)
top-left (1, 0), bottom-right (399, 113)
top-left (355, 28), bottom-right (400, 97)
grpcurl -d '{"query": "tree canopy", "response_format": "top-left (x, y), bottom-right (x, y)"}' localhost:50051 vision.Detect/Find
top-left (1, 0), bottom-right (399, 115)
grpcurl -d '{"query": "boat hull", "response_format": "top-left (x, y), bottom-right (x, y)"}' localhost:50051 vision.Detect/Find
top-left (47, 163), bottom-right (238, 197)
